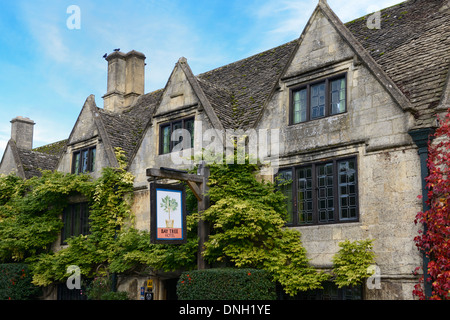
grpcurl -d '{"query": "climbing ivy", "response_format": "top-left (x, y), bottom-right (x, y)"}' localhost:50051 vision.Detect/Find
top-left (200, 155), bottom-right (330, 295)
top-left (29, 148), bottom-right (135, 286)
top-left (1, 147), bottom-right (376, 296)
top-left (0, 171), bottom-right (92, 262)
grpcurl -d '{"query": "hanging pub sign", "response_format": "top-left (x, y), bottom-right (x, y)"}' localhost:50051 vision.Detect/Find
top-left (150, 183), bottom-right (187, 244)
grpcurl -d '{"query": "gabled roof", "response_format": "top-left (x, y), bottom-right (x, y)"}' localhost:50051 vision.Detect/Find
top-left (5, 0), bottom-right (448, 177)
top-left (101, 0), bottom-right (450, 165)
top-left (96, 88), bottom-right (163, 162)
top-left (17, 147), bottom-right (60, 179)
top-left (33, 139), bottom-right (68, 157)
top-left (197, 40), bottom-right (297, 130)
top-left (3, 139), bottom-right (62, 179)
top-left (176, 57), bottom-right (225, 132)
top-left (346, 0), bottom-right (450, 127)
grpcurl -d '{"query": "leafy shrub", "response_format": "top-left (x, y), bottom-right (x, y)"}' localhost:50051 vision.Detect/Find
top-left (332, 239), bottom-right (375, 288)
top-left (176, 268), bottom-right (276, 300)
top-left (199, 155), bottom-right (329, 295)
top-left (0, 263), bottom-right (41, 300)
top-left (85, 276), bottom-right (111, 300)
top-left (100, 291), bottom-right (129, 300)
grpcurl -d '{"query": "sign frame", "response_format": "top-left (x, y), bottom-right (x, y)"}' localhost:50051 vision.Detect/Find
top-left (150, 182), bottom-right (187, 244)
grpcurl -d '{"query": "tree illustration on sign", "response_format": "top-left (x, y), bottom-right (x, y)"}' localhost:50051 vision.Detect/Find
top-left (160, 195), bottom-right (178, 228)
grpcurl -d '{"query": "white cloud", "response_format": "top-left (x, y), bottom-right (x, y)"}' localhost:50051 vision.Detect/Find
top-left (251, 0), bottom-right (404, 34)
top-left (264, 1), bottom-right (313, 35)
top-left (18, 2), bottom-right (71, 64)
top-left (31, 116), bottom-right (72, 149)
top-left (239, 0), bottom-right (404, 54)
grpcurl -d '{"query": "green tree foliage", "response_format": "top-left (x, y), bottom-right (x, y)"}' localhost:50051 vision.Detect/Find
top-left (0, 148), bottom-right (339, 296)
top-left (29, 149), bottom-right (136, 286)
top-left (0, 171), bottom-right (92, 262)
top-left (0, 263), bottom-right (41, 300)
top-left (201, 156), bottom-right (329, 295)
top-left (332, 239), bottom-right (375, 288)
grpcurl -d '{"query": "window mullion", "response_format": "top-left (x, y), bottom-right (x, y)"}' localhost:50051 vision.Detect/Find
top-left (77, 152), bottom-right (81, 174)
top-left (306, 84), bottom-right (311, 121)
top-left (169, 122), bottom-right (174, 153)
top-left (70, 206), bottom-right (75, 238)
top-left (293, 167), bottom-right (298, 226)
top-left (325, 79), bottom-right (330, 117)
top-left (87, 148), bottom-right (92, 172)
top-left (312, 163), bottom-right (318, 225)
top-left (333, 159), bottom-right (339, 223)
top-left (289, 90), bottom-right (294, 125)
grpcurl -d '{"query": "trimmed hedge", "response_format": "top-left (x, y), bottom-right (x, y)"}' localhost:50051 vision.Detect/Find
top-left (176, 268), bottom-right (276, 300)
top-left (0, 263), bottom-right (41, 300)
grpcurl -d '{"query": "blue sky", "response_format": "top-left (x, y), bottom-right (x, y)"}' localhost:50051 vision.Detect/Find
top-left (0, 0), bottom-right (403, 156)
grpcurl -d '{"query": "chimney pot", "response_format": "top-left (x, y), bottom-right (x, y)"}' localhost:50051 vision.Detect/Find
top-left (10, 116), bottom-right (35, 150)
top-left (103, 50), bottom-right (146, 112)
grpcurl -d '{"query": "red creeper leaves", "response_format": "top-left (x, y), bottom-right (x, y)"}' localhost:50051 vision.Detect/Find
top-left (414, 110), bottom-right (450, 300)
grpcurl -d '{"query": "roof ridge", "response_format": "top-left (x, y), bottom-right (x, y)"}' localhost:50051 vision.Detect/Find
top-left (197, 40), bottom-right (298, 80)
top-left (32, 139), bottom-right (68, 157)
top-left (344, 1), bottom-right (407, 25)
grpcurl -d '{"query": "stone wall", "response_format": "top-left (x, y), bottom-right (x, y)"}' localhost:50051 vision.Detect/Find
top-left (254, 8), bottom-right (422, 299)
top-left (0, 144), bottom-right (17, 176)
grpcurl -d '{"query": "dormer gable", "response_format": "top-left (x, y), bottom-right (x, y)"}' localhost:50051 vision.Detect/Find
top-left (57, 95), bottom-right (118, 177)
top-left (279, 1), bottom-right (412, 116)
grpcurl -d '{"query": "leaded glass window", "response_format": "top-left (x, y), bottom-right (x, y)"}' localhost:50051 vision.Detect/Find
top-left (331, 77), bottom-right (346, 115)
top-left (338, 159), bottom-right (357, 220)
top-left (72, 146), bottom-right (96, 174)
top-left (317, 163), bottom-right (334, 223)
top-left (62, 203), bottom-right (90, 244)
top-left (293, 88), bottom-right (307, 123)
top-left (276, 157), bottom-right (358, 226)
top-left (290, 74), bottom-right (346, 124)
top-left (310, 82), bottom-right (326, 119)
top-left (160, 117), bottom-right (195, 154)
top-left (297, 166), bottom-right (313, 224)
top-left (277, 169), bottom-right (294, 224)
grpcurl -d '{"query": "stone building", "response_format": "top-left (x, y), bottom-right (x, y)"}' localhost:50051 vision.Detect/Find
top-left (1, 0), bottom-right (449, 300)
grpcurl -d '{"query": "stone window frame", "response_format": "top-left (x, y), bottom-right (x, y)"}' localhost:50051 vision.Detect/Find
top-left (72, 145), bottom-right (96, 174)
top-left (289, 72), bottom-right (347, 125)
top-left (61, 202), bottom-right (90, 245)
top-left (276, 156), bottom-right (359, 226)
top-left (159, 116), bottom-right (195, 155)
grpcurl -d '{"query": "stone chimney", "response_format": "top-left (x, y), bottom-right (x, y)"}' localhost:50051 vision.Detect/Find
top-left (10, 116), bottom-right (35, 150)
top-left (102, 50), bottom-right (146, 112)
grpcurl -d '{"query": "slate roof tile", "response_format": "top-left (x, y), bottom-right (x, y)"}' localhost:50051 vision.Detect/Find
top-left (96, 88), bottom-right (163, 161)
top-left (345, 0), bottom-right (450, 127)
top-left (197, 40), bottom-right (297, 130)
top-left (17, 148), bottom-right (60, 179)
top-left (13, 0), bottom-right (450, 176)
